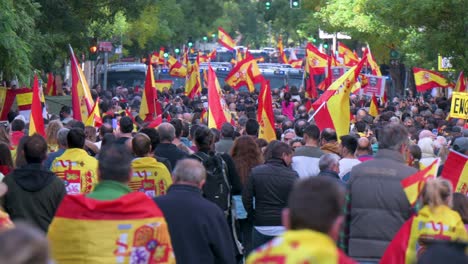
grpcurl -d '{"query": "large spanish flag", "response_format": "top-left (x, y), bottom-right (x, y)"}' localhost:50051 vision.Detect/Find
top-left (413, 67), bottom-right (453, 92)
top-left (257, 79), bottom-right (276, 142)
top-left (218, 27), bottom-right (236, 51)
top-left (338, 42), bottom-right (359, 67)
top-left (441, 150), bottom-right (468, 195)
top-left (454, 71), bottom-right (466, 92)
top-left (70, 45), bottom-right (94, 122)
top-left (29, 75), bottom-right (45, 137)
top-left (207, 65), bottom-right (231, 129)
top-left (48, 193), bottom-right (175, 264)
top-left (225, 54), bottom-right (263, 92)
top-left (167, 56), bottom-right (187, 78)
top-left (185, 58), bottom-right (202, 99)
top-left (305, 43), bottom-right (328, 98)
top-left (401, 159), bottom-right (439, 206)
top-left (139, 63), bottom-right (158, 122)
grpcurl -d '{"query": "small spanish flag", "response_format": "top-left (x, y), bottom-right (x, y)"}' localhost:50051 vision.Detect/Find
top-left (368, 94), bottom-right (379, 117)
top-left (441, 150), bottom-right (468, 195)
top-left (218, 27), bottom-right (236, 51)
top-left (29, 75), bottom-right (45, 137)
top-left (401, 159), bottom-right (439, 206)
top-left (413, 67), bottom-right (453, 92)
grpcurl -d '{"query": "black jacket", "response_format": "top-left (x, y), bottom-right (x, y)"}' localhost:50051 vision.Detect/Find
top-left (154, 184), bottom-right (236, 264)
top-left (243, 158), bottom-right (299, 226)
top-left (1, 163), bottom-right (66, 232)
top-left (154, 143), bottom-right (188, 170)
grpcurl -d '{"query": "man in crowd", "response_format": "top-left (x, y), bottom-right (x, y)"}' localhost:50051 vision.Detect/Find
top-left (10, 118), bottom-right (26, 148)
top-left (154, 159), bottom-right (236, 264)
top-left (245, 119), bottom-right (260, 138)
top-left (115, 116), bottom-right (133, 145)
top-left (48, 143), bottom-right (175, 263)
top-left (339, 135), bottom-right (361, 180)
top-left (215, 122), bottom-right (235, 154)
top-left (247, 177), bottom-right (355, 263)
top-left (155, 123), bottom-right (188, 169)
top-left (131, 133), bottom-right (172, 197)
top-left (243, 141), bottom-right (298, 249)
top-left (1, 134), bottom-right (66, 232)
top-left (346, 123), bottom-right (418, 262)
top-left (44, 128), bottom-right (69, 170)
top-left (50, 128), bottom-right (98, 194)
top-left (94, 123), bottom-right (113, 150)
top-left (292, 124), bottom-right (324, 178)
top-left (355, 137), bottom-right (373, 162)
top-left (320, 128), bottom-right (340, 155)
top-left (317, 153), bottom-right (342, 184)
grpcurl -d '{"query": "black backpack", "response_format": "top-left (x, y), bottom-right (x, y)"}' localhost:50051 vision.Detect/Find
top-left (193, 152), bottom-right (231, 214)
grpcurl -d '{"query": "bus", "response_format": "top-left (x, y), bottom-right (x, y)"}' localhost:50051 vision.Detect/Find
top-left (98, 63), bottom-right (149, 90)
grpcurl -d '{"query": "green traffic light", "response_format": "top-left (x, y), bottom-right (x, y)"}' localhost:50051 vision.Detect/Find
top-left (175, 48), bottom-right (180, 54)
top-left (203, 36), bottom-right (208, 41)
top-left (188, 42), bottom-right (193, 47)
top-left (293, 1), bottom-right (298, 7)
top-left (212, 33), bottom-right (216, 38)
top-left (312, 38), bottom-right (317, 43)
top-left (265, 1), bottom-right (271, 9)
top-left (323, 43), bottom-right (329, 49)
top-left (163, 52), bottom-right (168, 58)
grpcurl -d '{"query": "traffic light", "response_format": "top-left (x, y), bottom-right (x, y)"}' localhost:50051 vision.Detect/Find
top-left (265, 0), bottom-right (271, 10)
top-left (290, 0), bottom-right (300, 9)
top-left (163, 52), bottom-right (168, 58)
top-left (174, 48), bottom-right (180, 54)
top-left (202, 36), bottom-right (208, 42)
top-left (323, 42), bottom-right (329, 49)
top-left (312, 37), bottom-right (317, 43)
top-left (89, 37), bottom-right (98, 60)
top-left (188, 36), bottom-right (193, 47)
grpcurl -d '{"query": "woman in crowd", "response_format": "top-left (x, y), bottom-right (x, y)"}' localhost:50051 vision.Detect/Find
top-left (408, 144), bottom-right (422, 170)
top-left (281, 92), bottom-right (295, 121)
top-left (45, 120), bottom-right (63, 153)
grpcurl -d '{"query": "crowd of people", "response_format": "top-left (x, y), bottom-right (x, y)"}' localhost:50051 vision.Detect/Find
top-left (0, 82), bottom-right (467, 263)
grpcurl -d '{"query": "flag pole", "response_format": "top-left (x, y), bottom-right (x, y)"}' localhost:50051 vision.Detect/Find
top-left (307, 100), bottom-right (326, 123)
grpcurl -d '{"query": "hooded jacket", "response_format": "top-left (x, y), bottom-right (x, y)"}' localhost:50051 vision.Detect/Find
top-left (1, 163), bottom-right (66, 232)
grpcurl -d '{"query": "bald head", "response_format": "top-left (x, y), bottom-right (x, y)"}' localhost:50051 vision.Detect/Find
top-left (132, 133), bottom-right (151, 157)
top-left (173, 159), bottom-right (206, 187)
top-left (356, 137), bottom-right (372, 156)
top-left (158, 122), bottom-right (175, 143)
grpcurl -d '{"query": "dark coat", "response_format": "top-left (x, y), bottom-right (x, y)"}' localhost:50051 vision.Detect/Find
top-left (243, 158), bottom-right (299, 226)
top-left (154, 143), bottom-right (188, 170)
top-left (154, 184), bottom-right (236, 264)
top-left (346, 149), bottom-right (418, 261)
top-left (1, 163), bottom-right (66, 232)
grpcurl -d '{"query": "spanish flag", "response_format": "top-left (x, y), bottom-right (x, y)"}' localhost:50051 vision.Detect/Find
top-left (46, 72), bottom-right (57, 96)
top-left (365, 46), bottom-right (382, 76)
top-left (413, 67), bottom-right (453, 92)
top-left (70, 45), bottom-right (94, 122)
top-left (257, 79), bottom-right (276, 142)
top-left (155, 80), bottom-right (172, 92)
top-left (380, 204), bottom-right (468, 264)
top-left (453, 71), bottom-right (466, 92)
top-left (139, 63), bottom-right (158, 122)
top-left (29, 75), bottom-right (45, 137)
top-left (150, 51), bottom-right (159, 65)
top-left (207, 65), bottom-right (231, 129)
top-left (441, 150), bottom-right (468, 195)
top-left (167, 56), bottom-right (187, 78)
top-left (305, 43), bottom-right (328, 98)
top-left (368, 94), bottom-right (379, 117)
top-left (85, 98), bottom-right (102, 128)
top-left (277, 36), bottom-right (288, 64)
top-left (48, 193), bottom-right (175, 264)
top-left (338, 42), bottom-right (359, 67)
top-left (185, 58), bottom-right (201, 99)
top-left (289, 59), bottom-right (302, 69)
top-left (158, 47), bottom-right (165, 65)
top-left (225, 54), bottom-right (263, 92)
top-left (218, 27), bottom-right (236, 51)
top-left (401, 159), bottom-right (439, 206)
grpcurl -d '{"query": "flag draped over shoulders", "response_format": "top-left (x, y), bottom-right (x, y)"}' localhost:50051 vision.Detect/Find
top-left (48, 192), bottom-right (175, 264)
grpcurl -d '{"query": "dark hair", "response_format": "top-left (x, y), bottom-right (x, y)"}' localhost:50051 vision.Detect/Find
top-left (245, 119), bottom-right (259, 137)
top-left (288, 177), bottom-right (345, 233)
top-left (221, 123), bottom-right (234, 138)
top-left (132, 133), bottom-right (151, 157)
top-left (11, 119), bottom-right (25, 132)
top-left (340, 135), bottom-right (358, 154)
top-left (139, 127), bottom-right (160, 151)
top-left (355, 121), bottom-right (366, 133)
top-left (303, 124), bottom-right (320, 141)
top-left (69, 120), bottom-right (85, 130)
top-left (409, 144), bottom-right (422, 170)
top-left (23, 134), bottom-right (48, 163)
top-left (283, 92), bottom-right (291, 107)
top-left (452, 193), bottom-right (468, 224)
top-left (98, 143), bottom-right (133, 182)
top-left (15, 136), bottom-right (29, 167)
top-left (231, 136), bottom-right (264, 185)
top-left (294, 119), bottom-right (307, 138)
top-left (170, 119), bottom-right (183, 138)
top-left (194, 126), bottom-right (213, 152)
top-left (99, 123), bottom-right (113, 137)
top-left (0, 143), bottom-right (13, 171)
top-left (119, 116), bottom-right (133, 134)
top-left (255, 138), bottom-right (268, 150)
top-left (264, 140), bottom-right (293, 160)
top-left (67, 128), bottom-right (85, 149)
top-left (60, 106), bottom-right (71, 115)
top-left (189, 124), bottom-right (200, 139)
top-left (210, 128), bottom-right (220, 143)
top-left (101, 133), bottom-right (116, 148)
top-left (320, 128), bottom-right (337, 142)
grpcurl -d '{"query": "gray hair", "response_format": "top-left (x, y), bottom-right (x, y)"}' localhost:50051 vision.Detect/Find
top-left (319, 153), bottom-right (340, 171)
top-left (379, 123), bottom-right (409, 151)
top-left (57, 128), bottom-right (70, 148)
top-left (172, 159), bottom-right (206, 184)
top-left (157, 123), bottom-right (175, 142)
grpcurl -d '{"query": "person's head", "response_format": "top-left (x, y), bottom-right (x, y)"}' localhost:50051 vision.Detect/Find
top-left (84, 126), bottom-right (97, 142)
top-left (172, 159), bottom-right (206, 188)
top-left (318, 153), bottom-right (340, 174)
top-left (264, 140), bottom-right (294, 166)
top-left (302, 124), bottom-right (320, 144)
top-left (356, 137), bottom-right (372, 156)
top-left (194, 125), bottom-right (214, 152)
top-left (158, 123), bottom-right (176, 143)
top-left (139, 127), bottom-right (160, 150)
top-left (320, 128), bottom-right (337, 146)
top-left (340, 135), bottom-right (358, 158)
top-left (119, 116), bottom-right (133, 134)
top-left (378, 123), bottom-right (410, 154)
top-left (99, 123), bottom-right (114, 138)
top-left (45, 120), bottom-right (63, 145)
top-left (0, 142), bottom-right (13, 169)
top-left (283, 177), bottom-right (345, 241)
top-left (418, 137), bottom-right (435, 156)
top-left (221, 123), bottom-right (234, 139)
top-left (419, 129), bottom-right (436, 140)
top-left (56, 128), bottom-right (69, 149)
top-left (0, 222), bottom-right (50, 264)
top-left (0, 125), bottom-right (10, 146)
top-left (59, 105), bottom-right (71, 119)
top-left (245, 119), bottom-right (259, 137)
top-left (170, 119), bottom-right (183, 138)
top-left (355, 121), bottom-right (366, 133)
top-left (101, 133), bottom-right (116, 148)
top-left (67, 128), bottom-right (85, 149)
top-left (283, 92), bottom-right (291, 102)
top-left (210, 128), bottom-right (221, 143)
top-left (453, 137), bottom-right (468, 155)
top-left (294, 119), bottom-right (307, 138)
top-left (452, 193), bottom-right (468, 224)
top-left (23, 134), bottom-right (48, 164)
top-left (230, 136), bottom-right (264, 185)
top-left (290, 138), bottom-right (304, 149)
top-left (282, 128), bottom-right (296, 144)
top-left (14, 136), bottom-right (29, 167)
top-left (132, 133), bottom-right (152, 157)
top-left (98, 143), bottom-right (133, 183)
top-left (255, 138), bottom-right (268, 153)
top-left (11, 119), bottom-right (25, 132)
top-left (422, 178), bottom-right (453, 210)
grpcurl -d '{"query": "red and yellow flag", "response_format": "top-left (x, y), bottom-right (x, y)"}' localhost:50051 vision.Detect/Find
top-left (338, 42), bottom-right (359, 66)
top-left (155, 80), bottom-right (173, 92)
top-left (158, 47), bottom-right (165, 65)
top-left (139, 63), bottom-right (158, 122)
top-left (289, 59), bottom-right (302, 69)
top-left (185, 58), bottom-right (201, 99)
top-left (454, 71), bottom-right (466, 92)
top-left (277, 36), bottom-right (288, 64)
top-left (365, 47), bottom-right (382, 76)
top-left (413, 67), bottom-right (453, 92)
top-left (257, 79), bottom-right (276, 142)
top-left (218, 27), bottom-right (236, 51)
top-left (207, 65), bottom-right (231, 129)
top-left (29, 75), bottom-right (45, 137)
top-left (85, 98), bottom-right (102, 128)
top-left (225, 55), bottom-right (263, 92)
top-left (48, 193), bottom-right (175, 264)
top-left (150, 51), bottom-right (159, 65)
top-left (401, 159), bottom-right (439, 206)
top-left (368, 94), bottom-right (379, 117)
top-left (441, 150), bottom-right (468, 195)
top-left (305, 43), bottom-right (328, 69)
top-left (46, 72), bottom-right (57, 96)
top-left (167, 56), bottom-right (187, 78)
top-left (70, 46), bottom-right (94, 122)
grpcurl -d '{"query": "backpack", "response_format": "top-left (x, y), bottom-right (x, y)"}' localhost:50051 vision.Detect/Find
top-left (193, 152), bottom-right (231, 214)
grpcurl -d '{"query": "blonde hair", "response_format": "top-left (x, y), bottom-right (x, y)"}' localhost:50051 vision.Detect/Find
top-left (422, 178), bottom-right (453, 210)
top-left (45, 120), bottom-right (63, 146)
